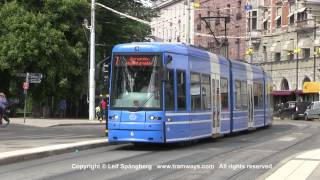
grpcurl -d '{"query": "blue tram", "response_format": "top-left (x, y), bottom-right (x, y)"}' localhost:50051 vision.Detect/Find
top-left (108, 42), bottom-right (273, 143)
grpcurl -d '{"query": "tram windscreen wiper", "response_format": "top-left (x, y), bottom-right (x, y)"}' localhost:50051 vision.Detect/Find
top-left (132, 94), bottom-right (155, 112)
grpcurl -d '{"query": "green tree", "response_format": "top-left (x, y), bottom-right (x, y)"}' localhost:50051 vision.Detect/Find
top-left (0, 0), bottom-right (156, 117)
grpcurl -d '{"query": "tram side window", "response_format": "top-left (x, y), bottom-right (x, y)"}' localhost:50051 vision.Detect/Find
top-left (165, 69), bottom-right (175, 110)
top-left (253, 83), bottom-right (263, 108)
top-left (241, 81), bottom-right (248, 110)
top-left (177, 70), bottom-right (186, 110)
top-left (220, 78), bottom-right (229, 111)
top-left (191, 73), bottom-right (201, 110)
top-left (201, 74), bottom-right (211, 110)
top-left (235, 81), bottom-right (241, 109)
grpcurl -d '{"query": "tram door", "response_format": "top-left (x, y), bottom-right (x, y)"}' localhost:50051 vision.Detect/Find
top-left (212, 75), bottom-right (221, 134)
top-left (248, 83), bottom-right (254, 128)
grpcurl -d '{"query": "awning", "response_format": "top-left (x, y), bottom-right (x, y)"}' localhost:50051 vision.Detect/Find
top-left (282, 41), bottom-right (294, 51)
top-left (274, 15), bottom-right (281, 21)
top-left (270, 43), bottom-right (281, 52)
top-left (287, 12), bottom-right (294, 17)
top-left (298, 38), bottom-right (313, 48)
top-left (271, 90), bottom-right (294, 96)
top-left (296, 7), bottom-right (306, 13)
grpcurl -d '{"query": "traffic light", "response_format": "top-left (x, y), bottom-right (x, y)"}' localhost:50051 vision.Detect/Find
top-left (102, 63), bottom-right (109, 82)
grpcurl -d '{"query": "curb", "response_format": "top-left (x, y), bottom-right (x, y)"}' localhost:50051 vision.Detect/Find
top-left (0, 139), bottom-right (108, 166)
top-left (49, 122), bottom-right (106, 127)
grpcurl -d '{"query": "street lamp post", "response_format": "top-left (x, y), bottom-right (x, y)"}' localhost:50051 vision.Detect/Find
top-left (87, 2), bottom-right (151, 120)
top-left (89, 0), bottom-right (96, 121)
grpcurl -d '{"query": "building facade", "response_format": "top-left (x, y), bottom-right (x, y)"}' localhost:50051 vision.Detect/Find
top-left (151, 0), bottom-right (247, 60)
top-left (151, 0), bottom-right (195, 44)
top-left (194, 0), bottom-right (246, 60)
top-left (246, 0), bottom-right (320, 104)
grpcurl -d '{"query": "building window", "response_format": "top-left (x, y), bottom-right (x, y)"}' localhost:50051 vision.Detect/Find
top-left (276, 17), bottom-right (281, 28)
top-left (263, 21), bottom-right (268, 30)
top-left (216, 8), bottom-right (220, 25)
top-left (251, 10), bottom-right (257, 30)
top-left (177, 70), bottom-right (186, 110)
top-left (226, 4), bottom-right (231, 23)
top-left (263, 46), bottom-right (267, 61)
top-left (287, 51), bottom-right (294, 61)
top-left (289, 15), bottom-right (294, 25)
top-left (297, 10), bottom-right (307, 21)
top-left (302, 48), bottom-right (310, 59)
top-left (275, 52), bottom-right (281, 61)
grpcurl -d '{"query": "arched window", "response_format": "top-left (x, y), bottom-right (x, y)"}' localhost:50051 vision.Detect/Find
top-left (302, 76), bottom-right (311, 88)
top-left (281, 78), bottom-right (289, 90)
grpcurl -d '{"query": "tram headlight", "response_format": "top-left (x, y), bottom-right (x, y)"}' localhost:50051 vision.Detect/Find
top-left (149, 115), bottom-right (161, 120)
top-left (109, 114), bottom-right (119, 120)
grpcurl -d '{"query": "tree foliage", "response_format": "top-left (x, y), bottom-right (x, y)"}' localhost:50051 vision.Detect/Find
top-left (0, 0), bottom-right (155, 117)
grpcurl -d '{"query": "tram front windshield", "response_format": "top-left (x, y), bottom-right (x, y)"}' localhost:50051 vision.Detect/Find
top-left (110, 55), bottom-right (161, 110)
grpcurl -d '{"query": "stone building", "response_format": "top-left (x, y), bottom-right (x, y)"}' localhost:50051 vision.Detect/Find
top-left (151, 0), bottom-right (195, 44)
top-left (246, 0), bottom-right (320, 104)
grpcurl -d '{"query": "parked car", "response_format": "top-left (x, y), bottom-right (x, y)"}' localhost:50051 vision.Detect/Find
top-left (304, 101), bottom-right (320, 120)
top-left (279, 101), bottom-right (311, 120)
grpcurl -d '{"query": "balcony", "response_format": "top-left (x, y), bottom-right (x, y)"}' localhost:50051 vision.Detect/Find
top-left (296, 19), bottom-right (316, 31)
top-left (248, 30), bottom-right (262, 39)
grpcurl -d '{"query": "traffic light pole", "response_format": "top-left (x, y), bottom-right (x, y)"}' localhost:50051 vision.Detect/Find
top-left (24, 73), bottom-right (29, 123)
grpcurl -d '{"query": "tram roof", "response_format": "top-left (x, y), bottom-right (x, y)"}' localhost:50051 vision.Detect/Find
top-left (112, 42), bottom-right (210, 58)
top-left (112, 42), bottom-right (264, 74)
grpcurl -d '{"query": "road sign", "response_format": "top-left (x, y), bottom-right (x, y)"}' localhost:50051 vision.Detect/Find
top-left (29, 79), bottom-right (41, 83)
top-left (23, 82), bottom-right (29, 90)
top-left (245, 4), bottom-right (252, 12)
top-left (28, 73), bottom-right (42, 79)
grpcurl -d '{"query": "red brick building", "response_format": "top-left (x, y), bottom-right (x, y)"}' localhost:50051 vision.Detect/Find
top-left (194, 0), bottom-right (246, 60)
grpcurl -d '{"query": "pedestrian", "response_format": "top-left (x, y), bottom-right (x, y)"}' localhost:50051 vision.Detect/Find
top-left (59, 99), bottom-right (67, 118)
top-left (95, 105), bottom-right (101, 121)
top-left (0, 92), bottom-right (10, 126)
top-left (101, 98), bottom-right (106, 120)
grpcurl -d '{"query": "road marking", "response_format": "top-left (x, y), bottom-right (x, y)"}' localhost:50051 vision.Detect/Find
top-left (277, 136), bottom-right (296, 142)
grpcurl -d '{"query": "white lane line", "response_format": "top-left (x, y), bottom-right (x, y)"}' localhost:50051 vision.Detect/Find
top-left (277, 136), bottom-right (296, 142)
top-left (296, 149), bottom-right (320, 160)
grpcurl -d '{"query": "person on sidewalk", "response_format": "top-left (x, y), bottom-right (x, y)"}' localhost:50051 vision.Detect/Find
top-left (0, 92), bottom-right (10, 126)
top-left (101, 98), bottom-right (106, 120)
top-left (95, 105), bottom-right (102, 121)
top-left (59, 99), bottom-right (67, 118)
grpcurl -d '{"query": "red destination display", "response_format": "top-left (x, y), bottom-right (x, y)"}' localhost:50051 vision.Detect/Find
top-left (115, 56), bottom-right (154, 66)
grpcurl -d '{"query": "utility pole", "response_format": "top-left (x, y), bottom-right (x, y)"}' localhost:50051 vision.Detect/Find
top-left (89, 0), bottom-right (96, 121)
top-left (186, 0), bottom-right (191, 44)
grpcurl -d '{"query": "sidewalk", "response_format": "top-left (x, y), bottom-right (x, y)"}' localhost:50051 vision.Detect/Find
top-left (0, 117), bottom-right (108, 165)
top-left (260, 148), bottom-right (320, 180)
top-left (9, 117), bottom-right (106, 127)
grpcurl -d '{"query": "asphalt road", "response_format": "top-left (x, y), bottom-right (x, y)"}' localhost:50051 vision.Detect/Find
top-left (1, 119), bottom-right (320, 180)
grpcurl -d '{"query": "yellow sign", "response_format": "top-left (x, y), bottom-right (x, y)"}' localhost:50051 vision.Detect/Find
top-left (303, 82), bottom-right (320, 93)
top-left (193, 0), bottom-right (200, 8)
